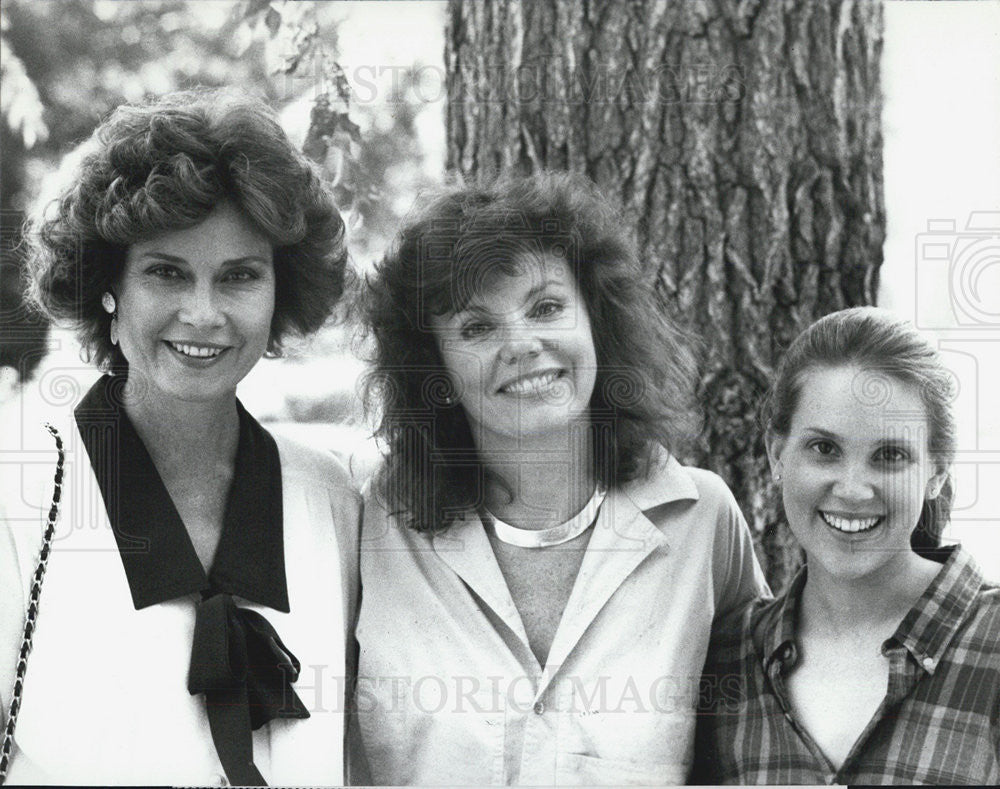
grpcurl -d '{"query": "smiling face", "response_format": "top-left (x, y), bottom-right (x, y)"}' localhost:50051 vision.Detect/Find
top-left (116, 201), bottom-right (275, 406)
top-left (430, 251), bottom-right (598, 451)
top-left (767, 364), bottom-right (947, 583)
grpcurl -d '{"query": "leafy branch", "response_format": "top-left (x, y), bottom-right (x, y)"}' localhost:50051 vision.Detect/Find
top-left (240, 0), bottom-right (361, 199)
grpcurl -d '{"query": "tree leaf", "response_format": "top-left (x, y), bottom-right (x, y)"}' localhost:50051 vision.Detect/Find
top-left (243, 0), bottom-right (270, 21)
top-left (264, 7), bottom-right (281, 38)
top-left (333, 112), bottom-right (362, 144)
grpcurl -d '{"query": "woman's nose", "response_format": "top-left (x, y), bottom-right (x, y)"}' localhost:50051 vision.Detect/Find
top-left (830, 461), bottom-right (877, 502)
top-left (498, 326), bottom-right (542, 365)
top-left (178, 283), bottom-right (225, 328)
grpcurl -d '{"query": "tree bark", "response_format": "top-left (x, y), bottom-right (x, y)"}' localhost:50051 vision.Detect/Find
top-left (446, 0), bottom-right (885, 592)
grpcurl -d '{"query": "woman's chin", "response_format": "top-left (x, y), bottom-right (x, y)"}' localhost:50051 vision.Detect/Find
top-left (127, 373), bottom-right (241, 409)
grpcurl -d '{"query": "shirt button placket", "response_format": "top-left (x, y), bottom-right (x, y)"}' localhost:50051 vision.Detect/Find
top-left (519, 694), bottom-right (556, 785)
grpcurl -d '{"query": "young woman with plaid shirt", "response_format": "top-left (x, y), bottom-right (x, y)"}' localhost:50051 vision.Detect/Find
top-left (694, 307), bottom-right (999, 785)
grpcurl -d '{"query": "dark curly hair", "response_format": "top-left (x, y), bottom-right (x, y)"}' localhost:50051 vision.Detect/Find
top-left (761, 307), bottom-right (957, 559)
top-left (24, 87), bottom-right (348, 369)
top-left (363, 172), bottom-right (700, 534)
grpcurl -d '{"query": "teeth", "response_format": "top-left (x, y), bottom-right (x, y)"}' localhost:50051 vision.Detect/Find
top-left (500, 371), bottom-right (560, 395)
top-left (820, 512), bottom-right (882, 533)
top-left (169, 341), bottom-right (223, 359)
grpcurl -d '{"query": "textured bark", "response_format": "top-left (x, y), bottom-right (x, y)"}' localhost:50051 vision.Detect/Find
top-left (446, 0), bottom-right (885, 592)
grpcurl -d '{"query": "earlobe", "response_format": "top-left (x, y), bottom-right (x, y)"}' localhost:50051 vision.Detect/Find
top-left (765, 430), bottom-right (786, 483)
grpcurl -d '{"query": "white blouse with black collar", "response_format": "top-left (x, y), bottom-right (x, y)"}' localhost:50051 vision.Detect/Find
top-left (1, 375), bottom-right (360, 786)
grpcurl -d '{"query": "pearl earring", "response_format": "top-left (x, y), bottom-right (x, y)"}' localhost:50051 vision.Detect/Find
top-left (102, 292), bottom-right (119, 345)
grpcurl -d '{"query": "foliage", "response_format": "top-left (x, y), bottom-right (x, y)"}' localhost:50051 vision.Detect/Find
top-left (2, 0), bottom-right (273, 208)
top-left (1, 0), bottom-right (434, 257)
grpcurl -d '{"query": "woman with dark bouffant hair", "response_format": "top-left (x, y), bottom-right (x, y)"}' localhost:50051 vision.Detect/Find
top-left (0, 88), bottom-right (359, 786)
top-left (694, 307), bottom-right (1000, 786)
top-left (355, 173), bottom-right (768, 785)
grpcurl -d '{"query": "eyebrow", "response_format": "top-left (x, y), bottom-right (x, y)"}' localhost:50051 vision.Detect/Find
top-left (138, 252), bottom-right (270, 266)
top-left (455, 277), bottom-right (566, 318)
top-left (803, 426), bottom-right (918, 447)
top-left (802, 427), bottom-right (842, 440)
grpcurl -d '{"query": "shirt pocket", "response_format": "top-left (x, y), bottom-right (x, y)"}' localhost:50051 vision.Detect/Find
top-left (355, 671), bottom-right (506, 784)
top-left (555, 752), bottom-right (688, 785)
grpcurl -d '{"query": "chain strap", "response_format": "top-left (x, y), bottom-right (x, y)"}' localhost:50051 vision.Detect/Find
top-left (1, 423), bottom-right (64, 783)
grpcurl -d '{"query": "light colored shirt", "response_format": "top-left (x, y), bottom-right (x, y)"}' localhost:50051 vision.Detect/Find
top-left (355, 453), bottom-right (769, 785)
top-left (1, 399), bottom-right (360, 786)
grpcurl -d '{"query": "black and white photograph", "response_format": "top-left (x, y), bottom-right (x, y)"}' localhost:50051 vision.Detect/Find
top-left (1, 1), bottom-right (998, 785)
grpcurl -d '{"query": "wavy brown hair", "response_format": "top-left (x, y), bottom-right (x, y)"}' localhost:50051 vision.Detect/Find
top-left (25, 88), bottom-right (348, 369)
top-left (363, 172), bottom-right (700, 533)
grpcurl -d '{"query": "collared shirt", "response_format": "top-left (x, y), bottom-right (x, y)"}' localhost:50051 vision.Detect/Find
top-left (1, 375), bottom-right (357, 785)
top-left (355, 453), bottom-right (769, 786)
top-left (74, 375), bottom-right (296, 784)
top-left (693, 546), bottom-right (1000, 785)
top-left (74, 374), bottom-right (288, 611)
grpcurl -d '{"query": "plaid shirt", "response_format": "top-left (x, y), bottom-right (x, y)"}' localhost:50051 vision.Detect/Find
top-left (692, 546), bottom-right (1000, 785)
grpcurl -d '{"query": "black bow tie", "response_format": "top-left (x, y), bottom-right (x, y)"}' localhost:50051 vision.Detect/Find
top-left (188, 593), bottom-right (310, 786)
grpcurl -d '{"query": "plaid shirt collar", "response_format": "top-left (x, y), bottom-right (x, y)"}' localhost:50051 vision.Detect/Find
top-left (759, 562), bottom-right (805, 675)
top-left (757, 545), bottom-right (984, 677)
top-left (891, 546), bottom-right (984, 672)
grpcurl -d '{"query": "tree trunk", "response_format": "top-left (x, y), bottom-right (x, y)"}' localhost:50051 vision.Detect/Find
top-left (445, 0), bottom-right (885, 592)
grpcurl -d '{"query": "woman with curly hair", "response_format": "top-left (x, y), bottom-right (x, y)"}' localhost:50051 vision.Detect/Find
top-left (0, 88), bottom-right (359, 786)
top-left (355, 173), bottom-right (768, 785)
